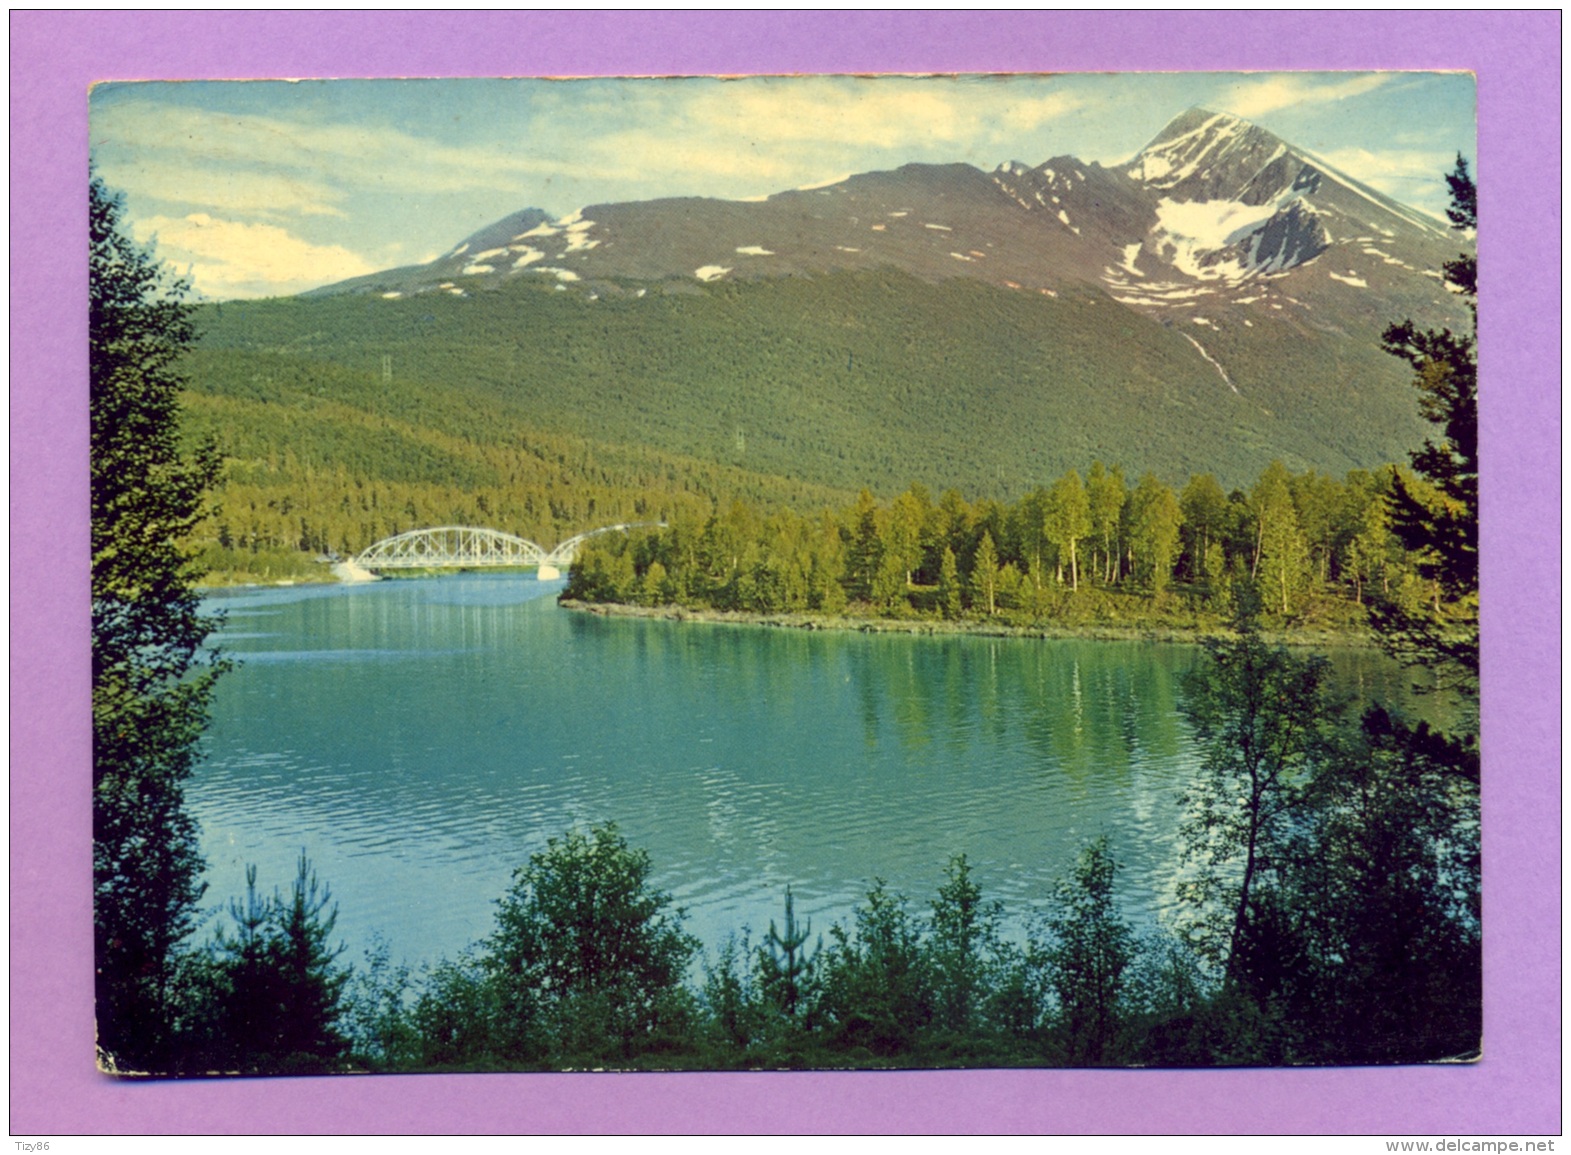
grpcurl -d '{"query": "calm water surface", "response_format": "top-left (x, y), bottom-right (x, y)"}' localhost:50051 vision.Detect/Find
top-left (192, 574), bottom-right (1416, 970)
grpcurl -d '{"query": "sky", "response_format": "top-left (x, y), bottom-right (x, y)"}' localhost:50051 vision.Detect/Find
top-left (89, 71), bottom-right (1476, 300)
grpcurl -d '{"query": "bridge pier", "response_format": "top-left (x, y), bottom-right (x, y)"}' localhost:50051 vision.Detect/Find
top-left (331, 558), bottom-right (380, 583)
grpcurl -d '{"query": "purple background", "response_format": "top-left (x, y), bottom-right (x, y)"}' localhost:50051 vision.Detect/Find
top-left (10, 11), bottom-right (1559, 1135)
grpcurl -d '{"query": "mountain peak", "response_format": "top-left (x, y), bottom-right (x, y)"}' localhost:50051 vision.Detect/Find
top-left (309, 105), bottom-right (1456, 320)
top-left (1126, 107), bottom-right (1294, 202)
top-left (1153, 105), bottom-right (1246, 137)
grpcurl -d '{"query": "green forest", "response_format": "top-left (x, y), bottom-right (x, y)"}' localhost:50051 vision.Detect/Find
top-left (562, 458), bottom-right (1452, 639)
top-left (194, 268), bottom-right (1424, 497)
top-left (179, 260), bottom-right (1435, 585)
top-left (93, 157), bottom-right (1481, 1076)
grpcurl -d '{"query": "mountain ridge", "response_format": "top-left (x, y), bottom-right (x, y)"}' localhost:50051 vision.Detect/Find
top-left (308, 107), bottom-right (1461, 326)
top-left (200, 108), bottom-right (1469, 516)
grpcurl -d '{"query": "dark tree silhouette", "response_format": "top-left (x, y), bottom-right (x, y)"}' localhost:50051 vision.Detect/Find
top-left (1375, 155), bottom-right (1479, 695)
top-left (90, 172), bottom-right (225, 1070)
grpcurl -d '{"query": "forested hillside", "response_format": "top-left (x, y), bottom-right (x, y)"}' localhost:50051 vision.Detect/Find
top-left (185, 268), bottom-right (1426, 579)
top-left (179, 343), bottom-right (856, 580)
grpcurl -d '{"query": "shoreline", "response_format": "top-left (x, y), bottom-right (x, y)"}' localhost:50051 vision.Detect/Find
top-left (191, 580), bottom-right (1375, 650)
top-left (557, 598), bottom-right (1376, 649)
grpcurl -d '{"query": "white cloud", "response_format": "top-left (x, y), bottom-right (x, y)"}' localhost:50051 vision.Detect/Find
top-left (1217, 73), bottom-right (1394, 119)
top-left (94, 161), bottom-right (347, 219)
top-left (1313, 146), bottom-right (1458, 218)
top-left (94, 100), bottom-right (601, 201)
top-left (92, 78), bottom-right (1091, 254)
top-left (131, 213), bottom-right (378, 299)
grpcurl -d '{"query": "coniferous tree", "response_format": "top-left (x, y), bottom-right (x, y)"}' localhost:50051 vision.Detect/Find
top-left (1374, 155), bottom-right (1479, 695)
top-left (90, 172), bottom-right (225, 1071)
top-left (757, 886), bottom-right (820, 1022)
top-left (208, 854), bottom-right (351, 1071)
top-left (268, 853), bottom-right (352, 1065)
top-left (843, 490), bottom-right (885, 605)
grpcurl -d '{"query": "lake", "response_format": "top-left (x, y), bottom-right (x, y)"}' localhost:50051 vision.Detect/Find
top-left (191, 573), bottom-right (1417, 971)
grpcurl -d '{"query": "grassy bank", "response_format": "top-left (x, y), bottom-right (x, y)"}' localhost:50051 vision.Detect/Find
top-left (194, 544), bottom-right (337, 588)
top-left (559, 598), bottom-right (1377, 649)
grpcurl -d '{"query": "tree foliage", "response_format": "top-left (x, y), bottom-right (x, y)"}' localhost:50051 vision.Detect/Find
top-left (1374, 154), bottom-right (1479, 695)
top-left (1043, 837), bottom-right (1137, 1064)
top-left (486, 824), bottom-right (700, 1061)
top-left (757, 886), bottom-right (821, 1023)
top-left (1176, 598), bottom-right (1338, 989)
top-left (203, 854), bottom-right (352, 1072)
top-left (90, 173), bottom-right (226, 1070)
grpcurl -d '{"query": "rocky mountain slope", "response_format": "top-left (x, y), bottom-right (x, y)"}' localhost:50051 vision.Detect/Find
top-left (317, 107), bottom-right (1465, 333)
top-left (210, 108), bottom-right (1470, 499)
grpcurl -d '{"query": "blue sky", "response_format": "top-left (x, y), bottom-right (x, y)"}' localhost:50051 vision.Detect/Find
top-left (90, 71), bottom-right (1475, 300)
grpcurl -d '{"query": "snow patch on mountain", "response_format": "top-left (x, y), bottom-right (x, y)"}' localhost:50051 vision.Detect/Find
top-left (1120, 244), bottom-right (1144, 276)
top-left (1129, 111), bottom-right (1242, 186)
top-left (534, 267), bottom-right (580, 283)
top-left (798, 174), bottom-right (852, 192)
top-left (517, 223), bottom-right (559, 240)
top-left (735, 245), bottom-right (775, 256)
top-left (511, 247), bottom-right (545, 269)
top-left (1154, 197), bottom-right (1280, 266)
top-left (1328, 271), bottom-right (1368, 287)
top-left (924, 223), bottom-right (952, 231)
top-left (694, 265), bottom-right (731, 282)
top-left (1361, 247), bottom-right (1410, 268)
top-left (461, 263), bottom-right (496, 275)
top-left (562, 222), bottom-right (600, 253)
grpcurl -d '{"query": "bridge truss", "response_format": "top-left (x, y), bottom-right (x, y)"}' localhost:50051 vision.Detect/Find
top-left (354, 523), bottom-right (663, 571)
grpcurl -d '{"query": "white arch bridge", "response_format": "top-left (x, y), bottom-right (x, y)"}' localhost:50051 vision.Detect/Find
top-left (354, 523), bottom-right (663, 579)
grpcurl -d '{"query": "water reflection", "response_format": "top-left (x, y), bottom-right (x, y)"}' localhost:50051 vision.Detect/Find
top-left (193, 576), bottom-right (1433, 970)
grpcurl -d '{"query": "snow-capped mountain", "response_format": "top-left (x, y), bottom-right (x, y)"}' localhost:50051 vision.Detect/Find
top-left (300, 108), bottom-right (1469, 483)
top-left (320, 107), bottom-right (1463, 327)
top-left (1089, 108), bottom-right (1455, 313)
